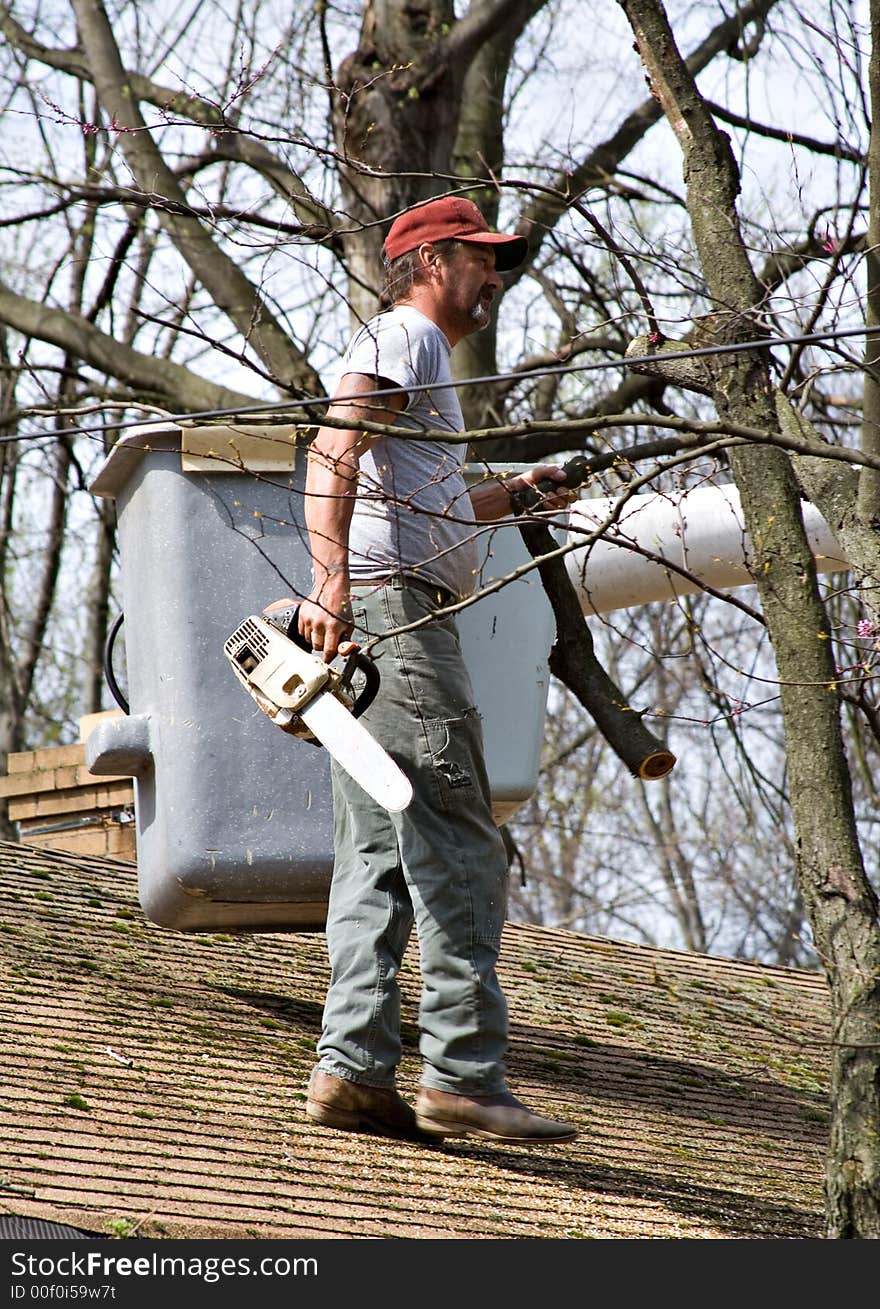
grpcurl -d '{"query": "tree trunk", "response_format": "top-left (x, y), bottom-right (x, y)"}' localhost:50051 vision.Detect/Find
top-left (330, 0), bottom-right (465, 324)
top-left (619, 0), bottom-right (880, 1237)
top-left (330, 0), bottom-right (547, 334)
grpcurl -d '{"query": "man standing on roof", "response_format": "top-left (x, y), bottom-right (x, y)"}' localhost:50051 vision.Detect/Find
top-left (268, 194), bottom-right (578, 1145)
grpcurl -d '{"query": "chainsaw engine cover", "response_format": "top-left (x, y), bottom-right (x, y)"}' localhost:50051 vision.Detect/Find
top-left (224, 615), bottom-right (356, 742)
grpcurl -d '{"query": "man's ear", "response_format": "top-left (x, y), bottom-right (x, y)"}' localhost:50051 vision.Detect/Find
top-left (417, 241), bottom-right (440, 272)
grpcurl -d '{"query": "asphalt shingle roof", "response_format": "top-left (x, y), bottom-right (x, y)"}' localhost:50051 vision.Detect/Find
top-left (0, 838), bottom-right (830, 1238)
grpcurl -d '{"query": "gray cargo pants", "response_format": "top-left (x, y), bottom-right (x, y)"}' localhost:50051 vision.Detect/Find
top-left (315, 579), bottom-right (510, 1095)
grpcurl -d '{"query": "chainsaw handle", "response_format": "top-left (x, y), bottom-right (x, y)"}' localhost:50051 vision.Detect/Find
top-left (339, 646), bottom-right (381, 718)
top-left (275, 606), bottom-right (381, 718)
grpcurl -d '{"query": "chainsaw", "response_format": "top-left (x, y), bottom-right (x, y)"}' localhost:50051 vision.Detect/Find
top-left (224, 606), bottom-right (413, 813)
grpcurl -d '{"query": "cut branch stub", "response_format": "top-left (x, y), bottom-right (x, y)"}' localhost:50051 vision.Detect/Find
top-left (516, 514), bottom-right (676, 781)
top-left (624, 332), bottom-right (717, 396)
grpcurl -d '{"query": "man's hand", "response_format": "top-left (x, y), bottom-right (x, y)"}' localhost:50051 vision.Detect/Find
top-left (297, 583), bottom-right (354, 664)
top-left (470, 463), bottom-right (581, 523)
top-left (508, 464), bottom-right (580, 512)
top-left (262, 591), bottom-right (354, 663)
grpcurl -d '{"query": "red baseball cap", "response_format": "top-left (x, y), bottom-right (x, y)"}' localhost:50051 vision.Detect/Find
top-left (383, 196), bottom-right (528, 272)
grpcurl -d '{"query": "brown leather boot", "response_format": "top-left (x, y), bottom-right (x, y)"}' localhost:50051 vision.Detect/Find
top-left (415, 1088), bottom-right (578, 1144)
top-left (306, 1069), bottom-right (438, 1141)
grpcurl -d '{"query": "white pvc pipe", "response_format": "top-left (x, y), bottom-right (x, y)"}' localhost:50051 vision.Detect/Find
top-left (564, 482), bottom-right (848, 615)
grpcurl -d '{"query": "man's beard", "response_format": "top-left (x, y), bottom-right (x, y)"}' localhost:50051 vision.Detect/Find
top-left (469, 298), bottom-right (491, 327)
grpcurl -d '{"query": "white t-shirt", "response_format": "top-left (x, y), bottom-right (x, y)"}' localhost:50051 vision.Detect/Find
top-left (339, 305), bottom-right (479, 599)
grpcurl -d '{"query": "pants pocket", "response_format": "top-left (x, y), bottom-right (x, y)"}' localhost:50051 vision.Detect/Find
top-left (424, 708), bottom-right (488, 811)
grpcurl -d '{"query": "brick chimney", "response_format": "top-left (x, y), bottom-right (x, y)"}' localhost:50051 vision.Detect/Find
top-left (0, 710), bottom-right (136, 861)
